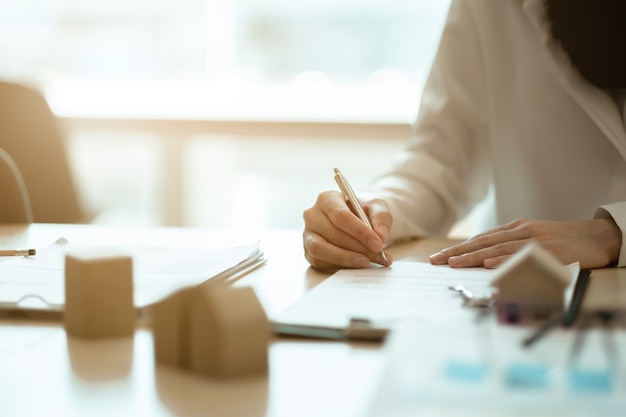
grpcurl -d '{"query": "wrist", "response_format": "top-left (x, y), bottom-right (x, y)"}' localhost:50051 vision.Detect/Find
top-left (595, 217), bottom-right (622, 266)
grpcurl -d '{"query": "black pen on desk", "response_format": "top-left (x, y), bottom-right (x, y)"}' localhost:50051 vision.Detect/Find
top-left (0, 249), bottom-right (36, 257)
top-left (562, 268), bottom-right (591, 327)
top-left (334, 167), bottom-right (388, 263)
top-left (523, 269), bottom-right (591, 348)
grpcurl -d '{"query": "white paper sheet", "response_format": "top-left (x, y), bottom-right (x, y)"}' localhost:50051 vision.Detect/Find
top-left (273, 261), bottom-right (500, 334)
top-left (0, 238), bottom-right (264, 311)
top-left (368, 320), bottom-right (626, 417)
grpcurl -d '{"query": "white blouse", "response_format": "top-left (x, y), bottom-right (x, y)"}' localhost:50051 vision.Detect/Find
top-left (368, 0), bottom-right (626, 266)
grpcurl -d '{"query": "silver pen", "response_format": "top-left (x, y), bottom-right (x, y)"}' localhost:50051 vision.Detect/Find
top-left (334, 167), bottom-right (388, 263)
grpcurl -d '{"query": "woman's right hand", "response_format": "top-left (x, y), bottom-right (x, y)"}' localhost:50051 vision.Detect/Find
top-left (302, 190), bottom-right (393, 270)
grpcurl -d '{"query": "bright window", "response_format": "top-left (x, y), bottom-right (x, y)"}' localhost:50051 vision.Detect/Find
top-left (1, 0), bottom-right (455, 228)
top-left (0, 0), bottom-right (451, 121)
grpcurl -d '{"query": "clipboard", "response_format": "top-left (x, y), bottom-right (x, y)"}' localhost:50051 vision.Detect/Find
top-left (270, 261), bottom-right (500, 341)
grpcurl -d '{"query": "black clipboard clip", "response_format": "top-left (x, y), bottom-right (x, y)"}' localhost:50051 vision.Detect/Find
top-left (342, 318), bottom-right (389, 341)
top-left (271, 317), bottom-right (390, 341)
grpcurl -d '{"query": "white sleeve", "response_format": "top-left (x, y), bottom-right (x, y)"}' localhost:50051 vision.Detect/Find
top-left (371, 0), bottom-right (491, 242)
top-left (594, 202), bottom-right (626, 267)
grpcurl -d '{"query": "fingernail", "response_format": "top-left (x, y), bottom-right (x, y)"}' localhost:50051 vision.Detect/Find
top-left (429, 251), bottom-right (446, 264)
top-left (448, 255), bottom-right (462, 266)
top-left (483, 258), bottom-right (497, 268)
top-left (353, 256), bottom-right (371, 268)
top-left (368, 238), bottom-right (382, 252)
top-left (379, 251), bottom-right (392, 266)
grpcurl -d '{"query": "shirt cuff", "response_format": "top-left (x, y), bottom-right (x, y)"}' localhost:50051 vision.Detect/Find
top-left (594, 202), bottom-right (626, 267)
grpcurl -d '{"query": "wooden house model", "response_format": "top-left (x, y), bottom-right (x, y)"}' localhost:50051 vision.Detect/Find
top-left (150, 284), bottom-right (269, 379)
top-left (490, 242), bottom-right (572, 324)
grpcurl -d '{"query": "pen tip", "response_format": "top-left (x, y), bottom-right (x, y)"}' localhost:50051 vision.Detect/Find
top-left (28, 249), bottom-right (36, 256)
top-left (333, 167), bottom-right (340, 174)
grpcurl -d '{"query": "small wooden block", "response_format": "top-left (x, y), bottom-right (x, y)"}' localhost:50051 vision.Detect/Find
top-left (64, 250), bottom-right (134, 338)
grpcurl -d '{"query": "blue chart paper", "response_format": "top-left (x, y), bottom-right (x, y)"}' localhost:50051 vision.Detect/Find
top-left (367, 318), bottom-right (626, 417)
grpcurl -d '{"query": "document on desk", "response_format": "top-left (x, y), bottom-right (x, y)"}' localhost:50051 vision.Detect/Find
top-left (0, 238), bottom-right (265, 318)
top-left (271, 261), bottom-right (498, 340)
top-left (367, 320), bottom-right (626, 417)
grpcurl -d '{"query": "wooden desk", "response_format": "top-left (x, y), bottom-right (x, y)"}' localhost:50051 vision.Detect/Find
top-left (0, 224), bottom-right (453, 417)
top-left (0, 224), bottom-right (623, 417)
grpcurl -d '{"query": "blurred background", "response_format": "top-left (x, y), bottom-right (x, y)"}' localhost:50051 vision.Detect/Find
top-left (0, 0), bottom-right (471, 234)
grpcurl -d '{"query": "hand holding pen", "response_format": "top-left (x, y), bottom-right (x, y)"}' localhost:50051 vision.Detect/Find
top-left (302, 168), bottom-right (392, 269)
top-left (333, 168), bottom-right (389, 264)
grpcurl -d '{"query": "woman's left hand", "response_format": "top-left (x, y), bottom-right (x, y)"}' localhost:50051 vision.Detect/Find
top-left (429, 218), bottom-right (622, 269)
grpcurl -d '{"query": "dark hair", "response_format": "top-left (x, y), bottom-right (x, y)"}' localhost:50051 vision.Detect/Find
top-left (545, 0), bottom-right (626, 89)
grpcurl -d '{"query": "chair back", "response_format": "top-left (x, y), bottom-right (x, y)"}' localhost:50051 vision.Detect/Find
top-left (0, 147), bottom-right (33, 223)
top-left (0, 81), bottom-right (85, 223)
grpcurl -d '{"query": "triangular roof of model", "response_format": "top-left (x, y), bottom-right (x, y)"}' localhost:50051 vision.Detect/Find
top-left (491, 241), bottom-right (571, 289)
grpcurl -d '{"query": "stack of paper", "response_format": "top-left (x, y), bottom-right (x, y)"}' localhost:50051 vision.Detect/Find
top-left (0, 238), bottom-right (265, 318)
